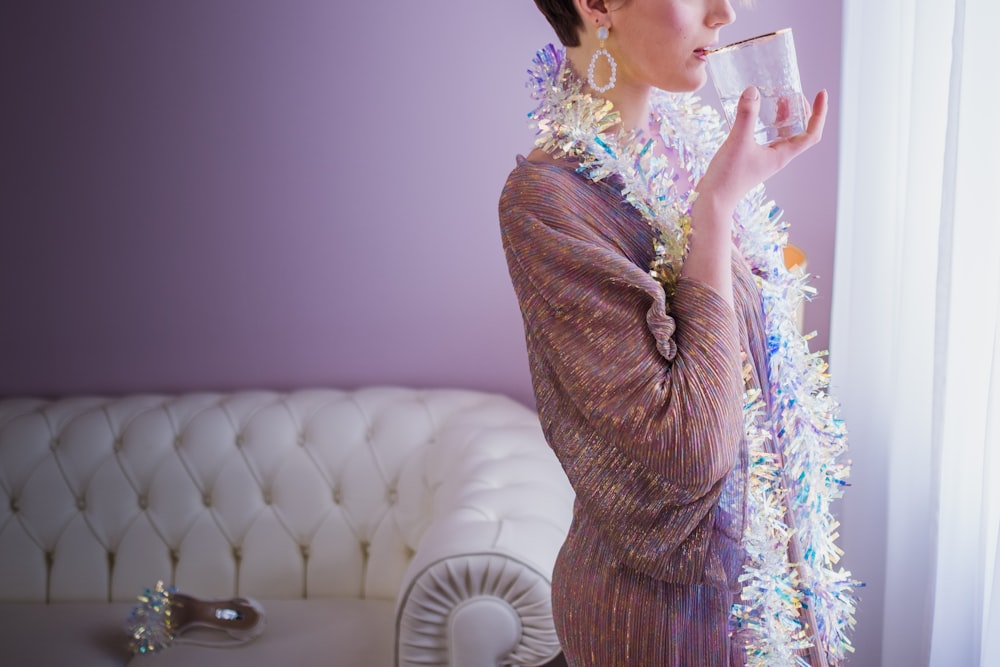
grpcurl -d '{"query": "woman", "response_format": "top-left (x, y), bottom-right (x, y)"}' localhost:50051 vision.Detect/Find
top-left (499, 0), bottom-right (856, 665)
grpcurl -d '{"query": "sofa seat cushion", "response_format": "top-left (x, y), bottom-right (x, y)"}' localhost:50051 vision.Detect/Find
top-left (0, 601), bottom-right (135, 666)
top-left (0, 598), bottom-right (395, 667)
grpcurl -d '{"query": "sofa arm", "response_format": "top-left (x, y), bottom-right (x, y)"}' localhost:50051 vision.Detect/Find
top-left (395, 419), bottom-right (574, 667)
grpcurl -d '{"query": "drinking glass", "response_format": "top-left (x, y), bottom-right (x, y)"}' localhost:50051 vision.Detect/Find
top-left (706, 28), bottom-right (807, 144)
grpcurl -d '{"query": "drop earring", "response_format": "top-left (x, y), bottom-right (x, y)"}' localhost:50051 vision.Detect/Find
top-left (587, 25), bottom-right (617, 93)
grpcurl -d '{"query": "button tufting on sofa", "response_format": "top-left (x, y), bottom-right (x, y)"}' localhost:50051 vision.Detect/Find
top-left (0, 387), bottom-right (574, 666)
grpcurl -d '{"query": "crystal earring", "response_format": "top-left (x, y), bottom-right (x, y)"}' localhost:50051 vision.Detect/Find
top-left (587, 25), bottom-right (617, 93)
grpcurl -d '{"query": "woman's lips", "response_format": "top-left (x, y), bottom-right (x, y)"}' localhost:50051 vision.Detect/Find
top-left (694, 45), bottom-right (716, 61)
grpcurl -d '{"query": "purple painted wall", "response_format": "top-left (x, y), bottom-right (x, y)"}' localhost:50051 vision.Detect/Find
top-left (0, 0), bottom-right (840, 407)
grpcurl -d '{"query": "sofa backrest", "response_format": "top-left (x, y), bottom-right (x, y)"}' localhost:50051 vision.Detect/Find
top-left (0, 387), bottom-right (546, 603)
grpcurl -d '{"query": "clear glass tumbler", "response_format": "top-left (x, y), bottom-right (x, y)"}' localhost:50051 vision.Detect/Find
top-left (706, 28), bottom-right (807, 144)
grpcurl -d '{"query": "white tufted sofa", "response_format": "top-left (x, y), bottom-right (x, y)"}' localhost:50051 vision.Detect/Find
top-left (0, 387), bottom-right (574, 667)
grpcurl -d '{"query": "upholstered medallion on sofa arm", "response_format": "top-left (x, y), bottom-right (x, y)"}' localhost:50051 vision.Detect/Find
top-left (394, 407), bottom-right (574, 667)
top-left (0, 387), bottom-right (574, 667)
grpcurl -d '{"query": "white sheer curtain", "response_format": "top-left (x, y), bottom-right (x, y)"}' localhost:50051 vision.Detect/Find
top-left (832, 0), bottom-right (1000, 665)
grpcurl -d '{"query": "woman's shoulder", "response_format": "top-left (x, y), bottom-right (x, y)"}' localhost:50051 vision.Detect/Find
top-left (500, 151), bottom-right (592, 213)
top-left (523, 147), bottom-right (562, 166)
top-left (507, 149), bottom-right (581, 182)
top-left (499, 151), bottom-right (651, 263)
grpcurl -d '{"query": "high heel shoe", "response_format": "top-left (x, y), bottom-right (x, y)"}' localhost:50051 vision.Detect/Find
top-left (126, 580), bottom-right (266, 655)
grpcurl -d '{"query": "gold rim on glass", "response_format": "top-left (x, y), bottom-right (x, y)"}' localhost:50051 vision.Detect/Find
top-left (704, 28), bottom-right (791, 55)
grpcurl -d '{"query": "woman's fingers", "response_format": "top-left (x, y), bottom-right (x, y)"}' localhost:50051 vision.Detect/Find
top-left (766, 89), bottom-right (828, 162)
top-left (788, 90), bottom-right (828, 145)
top-left (729, 86), bottom-right (762, 144)
top-left (697, 88), bottom-right (828, 211)
top-left (804, 89), bottom-right (828, 141)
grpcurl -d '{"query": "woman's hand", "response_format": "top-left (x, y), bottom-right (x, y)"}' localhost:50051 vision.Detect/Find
top-left (679, 86), bottom-right (827, 307)
top-left (697, 86), bottom-right (829, 214)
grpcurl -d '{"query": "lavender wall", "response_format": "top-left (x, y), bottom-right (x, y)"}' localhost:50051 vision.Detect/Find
top-left (0, 0), bottom-right (840, 407)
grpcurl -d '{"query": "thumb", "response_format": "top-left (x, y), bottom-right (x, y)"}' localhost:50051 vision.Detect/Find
top-left (730, 86), bottom-right (760, 141)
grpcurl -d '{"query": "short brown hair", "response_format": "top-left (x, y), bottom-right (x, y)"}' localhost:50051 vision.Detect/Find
top-left (534, 0), bottom-right (749, 47)
top-left (533, 0), bottom-right (585, 47)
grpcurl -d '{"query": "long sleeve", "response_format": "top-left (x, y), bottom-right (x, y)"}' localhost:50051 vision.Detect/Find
top-left (499, 161), bottom-right (746, 584)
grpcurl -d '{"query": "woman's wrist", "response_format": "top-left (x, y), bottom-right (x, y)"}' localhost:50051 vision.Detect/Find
top-left (689, 190), bottom-right (734, 240)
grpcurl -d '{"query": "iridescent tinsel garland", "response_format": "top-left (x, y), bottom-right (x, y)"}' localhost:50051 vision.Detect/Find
top-left (736, 188), bottom-right (860, 664)
top-left (734, 374), bottom-right (813, 665)
top-left (126, 580), bottom-right (178, 654)
top-left (525, 44), bottom-right (859, 665)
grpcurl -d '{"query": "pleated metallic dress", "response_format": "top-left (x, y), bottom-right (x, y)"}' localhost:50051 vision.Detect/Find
top-left (499, 156), bottom-right (778, 666)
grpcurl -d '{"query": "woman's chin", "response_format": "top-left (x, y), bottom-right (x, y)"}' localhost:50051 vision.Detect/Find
top-left (661, 78), bottom-right (707, 94)
top-left (657, 67), bottom-right (709, 94)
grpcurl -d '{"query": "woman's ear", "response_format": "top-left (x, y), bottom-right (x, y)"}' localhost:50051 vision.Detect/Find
top-left (573, 0), bottom-right (611, 29)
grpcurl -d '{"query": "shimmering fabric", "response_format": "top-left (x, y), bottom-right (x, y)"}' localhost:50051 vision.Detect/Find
top-left (499, 157), bottom-right (779, 666)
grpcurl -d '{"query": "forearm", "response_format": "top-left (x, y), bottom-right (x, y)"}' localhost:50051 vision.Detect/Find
top-left (680, 192), bottom-right (735, 309)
